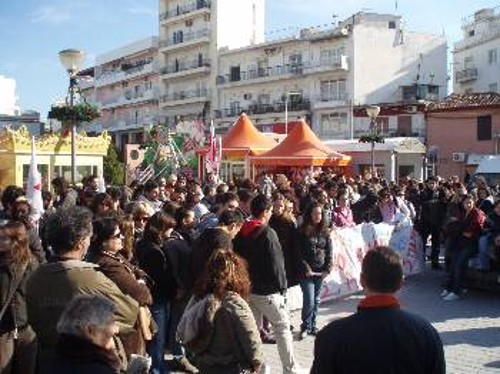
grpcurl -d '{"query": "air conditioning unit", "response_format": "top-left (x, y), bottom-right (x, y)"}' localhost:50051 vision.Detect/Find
top-left (243, 93), bottom-right (252, 100)
top-left (452, 152), bottom-right (466, 162)
top-left (185, 19), bottom-right (193, 27)
top-left (407, 105), bottom-right (418, 113)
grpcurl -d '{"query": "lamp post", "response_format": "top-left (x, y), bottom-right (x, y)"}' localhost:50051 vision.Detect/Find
top-left (284, 91), bottom-right (302, 134)
top-left (365, 105), bottom-right (381, 177)
top-left (58, 49), bottom-right (85, 186)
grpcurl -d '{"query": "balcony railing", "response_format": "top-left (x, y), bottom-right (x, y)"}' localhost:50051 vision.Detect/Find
top-left (95, 61), bottom-right (155, 87)
top-left (216, 100), bottom-right (311, 118)
top-left (217, 64), bottom-right (304, 85)
top-left (160, 0), bottom-right (211, 21)
top-left (160, 59), bottom-right (211, 75)
top-left (159, 29), bottom-right (210, 49)
top-left (101, 89), bottom-right (159, 109)
top-left (160, 88), bottom-right (209, 103)
top-left (455, 68), bottom-right (478, 83)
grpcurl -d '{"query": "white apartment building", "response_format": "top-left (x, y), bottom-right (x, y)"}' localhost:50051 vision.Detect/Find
top-left (0, 76), bottom-right (20, 116)
top-left (158, 0), bottom-right (265, 126)
top-left (215, 12), bottom-right (447, 140)
top-left (85, 37), bottom-right (160, 152)
top-left (453, 7), bottom-right (500, 94)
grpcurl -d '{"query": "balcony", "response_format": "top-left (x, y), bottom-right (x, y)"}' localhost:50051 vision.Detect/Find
top-left (217, 64), bottom-right (305, 87)
top-left (160, 88), bottom-right (209, 107)
top-left (216, 100), bottom-right (311, 119)
top-left (312, 93), bottom-right (349, 109)
top-left (160, 59), bottom-right (211, 79)
top-left (398, 84), bottom-right (440, 102)
top-left (455, 68), bottom-right (478, 83)
top-left (95, 61), bottom-right (156, 87)
top-left (159, 29), bottom-right (210, 52)
top-left (160, 0), bottom-right (211, 24)
top-left (100, 89), bottom-right (159, 110)
top-left (304, 56), bottom-right (349, 74)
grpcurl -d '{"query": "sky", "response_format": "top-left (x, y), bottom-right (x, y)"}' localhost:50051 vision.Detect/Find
top-left (0, 0), bottom-right (498, 119)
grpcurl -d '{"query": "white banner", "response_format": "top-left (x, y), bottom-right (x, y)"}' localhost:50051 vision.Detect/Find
top-left (288, 223), bottom-right (424, 309)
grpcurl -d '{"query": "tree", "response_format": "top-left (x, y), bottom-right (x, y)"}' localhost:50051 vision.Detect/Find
top-left (103, 144), bottom-right (124, 185)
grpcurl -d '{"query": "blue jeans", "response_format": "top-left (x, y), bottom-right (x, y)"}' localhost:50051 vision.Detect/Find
top-left (148, 302), bottom-right (171, 374)
top-left (477, 235), bottom-right (491, 270)
top-left (300, 276), bottom-right (323, 331)
top-left (446, 242), bottom-right (476, 294)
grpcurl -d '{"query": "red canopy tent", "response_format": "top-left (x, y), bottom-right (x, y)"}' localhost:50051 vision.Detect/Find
top-left (251, 120), bottom-right (351, 167)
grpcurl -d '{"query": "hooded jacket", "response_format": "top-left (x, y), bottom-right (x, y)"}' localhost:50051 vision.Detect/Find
top-left (233, 219), bottom-right (287, 295)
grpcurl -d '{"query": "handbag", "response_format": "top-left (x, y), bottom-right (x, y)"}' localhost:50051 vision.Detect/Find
top-left (137, 306), bottom-right (156, 341)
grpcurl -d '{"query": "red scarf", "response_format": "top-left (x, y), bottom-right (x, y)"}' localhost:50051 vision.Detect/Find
top-left (358, 294), bottom-right (400, 309)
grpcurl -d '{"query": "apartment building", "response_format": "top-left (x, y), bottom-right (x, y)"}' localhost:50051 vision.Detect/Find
top-left (215, 12), bottom-right (447, 140)
top-left (84, 37), bottom-right (161, 152)
top-left (0, 76), bottom-right (20, 116)
top-left (158, 0), bottom-right (265, 127)
top-left (453, 7), bottom-right (500, 94)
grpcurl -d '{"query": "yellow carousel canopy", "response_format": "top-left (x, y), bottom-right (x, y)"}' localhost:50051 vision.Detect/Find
top-left (0, 126), bottom-right (110, 155)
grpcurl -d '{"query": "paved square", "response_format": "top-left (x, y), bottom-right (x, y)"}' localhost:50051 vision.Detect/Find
top-left (263, 269), bottom-right (500, 373)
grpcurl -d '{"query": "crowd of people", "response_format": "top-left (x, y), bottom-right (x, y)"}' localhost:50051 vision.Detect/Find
top-left (0, 169), bottom-right (498, 373)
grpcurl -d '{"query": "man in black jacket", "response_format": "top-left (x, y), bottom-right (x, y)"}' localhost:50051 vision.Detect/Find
top-left (311, 246), bottom-right (445, 374)
top-left (233, 194), bottom-right (300, 374)
top-left (419, 177), bottom-right (447, 269)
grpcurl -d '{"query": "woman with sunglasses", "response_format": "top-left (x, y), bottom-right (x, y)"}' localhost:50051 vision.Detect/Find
top-left (132, 203), bottom-right (151, 244)
top-left (87, 217), bottom-right (153, 357)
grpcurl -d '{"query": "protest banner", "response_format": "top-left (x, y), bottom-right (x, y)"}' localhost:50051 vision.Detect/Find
top-left (287, 223), bottom-right (424, 309)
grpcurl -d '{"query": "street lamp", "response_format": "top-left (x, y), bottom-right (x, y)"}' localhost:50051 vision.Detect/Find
top-left (284, 91), bottom-right (302, 134)
top-left (365, 105), bottom-right (381, 177)
top-left (58, 49), bottom-right (85, 186)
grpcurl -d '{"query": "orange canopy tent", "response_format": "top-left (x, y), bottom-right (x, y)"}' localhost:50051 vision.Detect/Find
top-left (251, 120), bottom-right (351, 166)
top-left (221, 113), bottom-right (277, 156)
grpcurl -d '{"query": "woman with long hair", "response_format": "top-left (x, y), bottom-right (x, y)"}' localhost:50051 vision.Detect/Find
top-left (441, 194), bottom-right (485, 301)
top-left (297, 203), bottom-right (332, 339)
top-left (86, 217), bottom-right (153, 357)
top-left (178, 250), bottom-right (263, 374)
top-left (135, 212), bottom-right (177, 374)
top-left (269, 194), bottom-right (301, 289)
top-left (0, 222), bottom-right (39, 374)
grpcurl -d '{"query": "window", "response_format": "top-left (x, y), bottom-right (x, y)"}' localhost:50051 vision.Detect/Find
top-left (320, 80), bottom-right (346, 101)
top-left (230, 66), bottom-right (241, 82)
top-left (397, 116), bottom-right (412, 136)
top-left (488, 49), bottom-right (498, 65)
top-left (320, 112), bottom-right (348, 137)
top-left (464, 55), bottom-right (474, 69)
top-left (320, 47), bottom-right (345, 64)
top-left (229, 101), bottom-right (240, 116)
top-left (489, 83), bottom-right (498, 93)
top-left (289, 54), bottom-right (303, 73)
top-left (376, 117), bottom-right (389, 134)
top-left (388, 21), bottom-right (396, 29)
top-left (477, 115), bottom-right (492, 141)
top-left (173, 30), bottom-right (184, 44)
top-left (468, 29), bottom-right (475, 37)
